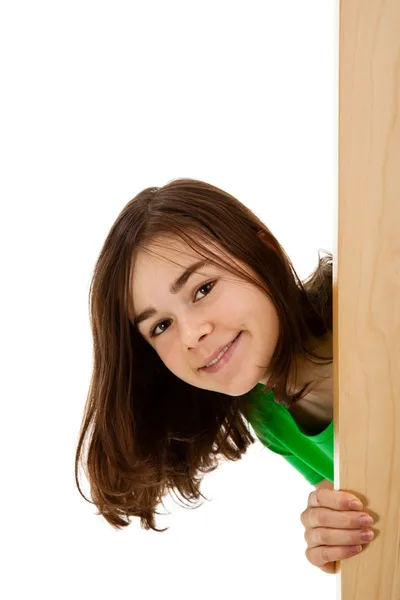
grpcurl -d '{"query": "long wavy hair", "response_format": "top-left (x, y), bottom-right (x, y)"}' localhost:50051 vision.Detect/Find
top-left (75, 178), bottom-right (333, 532)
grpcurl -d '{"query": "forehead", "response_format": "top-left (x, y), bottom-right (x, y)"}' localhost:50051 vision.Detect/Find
top-left (132, 235), bottom-right (213, 274)
top-left (128, 236), bottom-right (214, 312)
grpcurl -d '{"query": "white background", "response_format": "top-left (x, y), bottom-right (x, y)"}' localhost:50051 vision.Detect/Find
top-left (1, 1), bottom-right (338, 598)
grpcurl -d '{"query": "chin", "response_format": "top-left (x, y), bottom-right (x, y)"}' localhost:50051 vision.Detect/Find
top-left (220, 380), bottom-right (259, 397)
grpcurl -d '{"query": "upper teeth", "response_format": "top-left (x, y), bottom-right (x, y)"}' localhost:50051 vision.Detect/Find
top-left (205, 341), bottom-right (233, 368)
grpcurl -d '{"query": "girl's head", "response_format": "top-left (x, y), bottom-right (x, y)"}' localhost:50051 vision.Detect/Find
top-left (75, 178), bottom-right (332, 532)
top-left (129, 226), bottom-right (281, 398)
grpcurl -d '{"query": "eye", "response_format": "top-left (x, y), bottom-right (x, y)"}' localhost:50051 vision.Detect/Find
top-left (149, 280), bottom-right (217, 338)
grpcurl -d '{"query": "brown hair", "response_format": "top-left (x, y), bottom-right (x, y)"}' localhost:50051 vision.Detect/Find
top-left (74, 178), bottom-right (333, 532)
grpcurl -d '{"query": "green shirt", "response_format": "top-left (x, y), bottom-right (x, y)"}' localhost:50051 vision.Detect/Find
top-left (247, 383), bottom-right (334, 485)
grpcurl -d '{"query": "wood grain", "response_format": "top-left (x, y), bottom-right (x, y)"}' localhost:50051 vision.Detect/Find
top-left (334, 0), bottom-right (400, 597)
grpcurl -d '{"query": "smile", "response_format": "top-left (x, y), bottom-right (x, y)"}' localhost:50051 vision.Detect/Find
top-left (200, 332), bottom-right (242, 374)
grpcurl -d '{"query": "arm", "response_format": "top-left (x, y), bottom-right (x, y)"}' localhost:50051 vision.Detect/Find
top-left (315, 479), bottom-right (334, 491)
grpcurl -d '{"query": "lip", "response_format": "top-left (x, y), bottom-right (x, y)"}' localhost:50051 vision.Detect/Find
top-left (199, 332), bottom-right (242, 372)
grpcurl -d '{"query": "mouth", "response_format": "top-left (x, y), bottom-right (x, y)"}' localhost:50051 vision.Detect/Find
top-left (199, 331), bottom-right (242, 373)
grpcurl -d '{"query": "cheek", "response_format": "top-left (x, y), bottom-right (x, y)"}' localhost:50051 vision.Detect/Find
top-left (158, 341), bottom-right (180, 368)
top-left (217, 289), bottom-right (246, 318)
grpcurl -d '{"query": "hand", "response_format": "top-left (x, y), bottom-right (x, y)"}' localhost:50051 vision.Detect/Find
top-left (300, 488), bottom-right (375, 574)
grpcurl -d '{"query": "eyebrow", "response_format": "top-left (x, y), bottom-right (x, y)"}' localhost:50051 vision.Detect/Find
top-left (133, 258), bottom-right (212, 329)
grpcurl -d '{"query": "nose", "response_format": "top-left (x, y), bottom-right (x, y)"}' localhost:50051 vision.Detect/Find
top-left (179, 317), bottom-right (212, 349)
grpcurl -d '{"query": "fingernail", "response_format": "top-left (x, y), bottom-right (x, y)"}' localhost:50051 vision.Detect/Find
top-left (360, 516), bottom-right (374, 527)
top-left (349, 501), bottom-right (363, 510)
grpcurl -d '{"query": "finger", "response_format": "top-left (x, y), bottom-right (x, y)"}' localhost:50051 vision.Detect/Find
top-left (305, 544), bottom-right (362, 569)
top-left (307, 488), bottom-right (363, 511)
top-left (319, 562), bottom-right (337, 575)
top-left (304, 525), bottom-right (373, 549)
top-left (300, 506), bottom-right (371, 530)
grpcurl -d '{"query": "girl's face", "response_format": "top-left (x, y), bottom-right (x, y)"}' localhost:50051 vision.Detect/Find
top-left (130, 236), bottom-right (280, 396)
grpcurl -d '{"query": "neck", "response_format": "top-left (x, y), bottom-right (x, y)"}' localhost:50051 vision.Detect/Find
top-left (289, 332), bottom-right (333, 397)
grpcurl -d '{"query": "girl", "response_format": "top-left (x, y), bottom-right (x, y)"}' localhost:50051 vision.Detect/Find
top-left (75, 178), bottom-right (373, 573)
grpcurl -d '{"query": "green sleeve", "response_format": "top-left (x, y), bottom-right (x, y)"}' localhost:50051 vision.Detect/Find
top-left (253, 427), bottom-right (324, 485)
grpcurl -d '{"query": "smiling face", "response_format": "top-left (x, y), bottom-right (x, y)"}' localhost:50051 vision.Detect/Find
top-left (129, 235), bottom-right (280, 396)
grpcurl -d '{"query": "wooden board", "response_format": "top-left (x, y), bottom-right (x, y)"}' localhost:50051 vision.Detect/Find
top-left (334, 0), bottom-right (400, 597)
